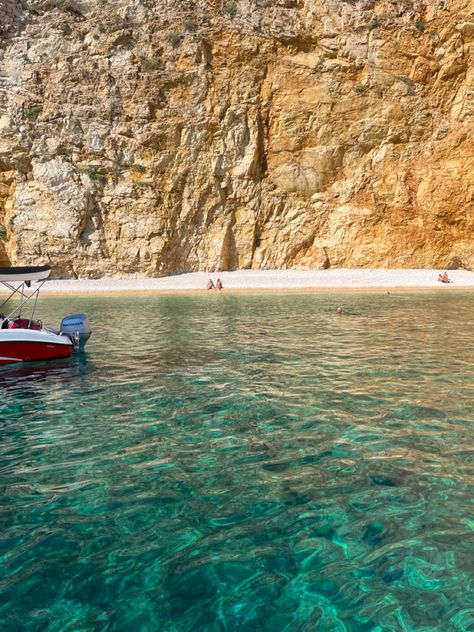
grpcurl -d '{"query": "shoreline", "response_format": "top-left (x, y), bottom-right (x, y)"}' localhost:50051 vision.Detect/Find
top-left (2, 269), bottom-right (473, 296)
top-left (37, 286), bottom-right (474, 297)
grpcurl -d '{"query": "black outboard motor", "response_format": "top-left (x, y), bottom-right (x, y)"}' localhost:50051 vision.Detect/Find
top-left (60, 313), bottom-right (91, 352)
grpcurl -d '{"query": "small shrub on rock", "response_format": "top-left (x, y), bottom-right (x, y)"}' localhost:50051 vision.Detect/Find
top-left (167, 31), bottom-right (182, 47)
top-left (223, 1), bottom-right (237, 18)
top-left (368, 18), bottom-right (381, 31)
top-left (139, 55), bottom-right (162, 71)
top-left (415, 20), bottom-right (425, 32)
top-left (184, 19), bottom-right (197, 32)
top-left (24, 104), bottom-right (42, 119)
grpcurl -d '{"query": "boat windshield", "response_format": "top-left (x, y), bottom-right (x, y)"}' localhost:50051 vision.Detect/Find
top-left (0, 266), bottom-right (51, 326)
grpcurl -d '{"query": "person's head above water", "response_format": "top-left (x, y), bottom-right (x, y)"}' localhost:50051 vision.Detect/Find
top-left (336, 306), bottom-right (344, 314)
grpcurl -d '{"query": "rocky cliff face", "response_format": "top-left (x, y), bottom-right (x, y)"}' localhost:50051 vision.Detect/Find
top-left (0, 0), bottom-right (472, 276)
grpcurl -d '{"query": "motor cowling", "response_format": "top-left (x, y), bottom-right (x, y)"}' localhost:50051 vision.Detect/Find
top-left (60, 313), bottom-right (91, 352)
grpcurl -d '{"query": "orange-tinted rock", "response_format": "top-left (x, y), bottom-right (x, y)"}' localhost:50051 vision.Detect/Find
top-left (0, 0), bottom-right (472, 275)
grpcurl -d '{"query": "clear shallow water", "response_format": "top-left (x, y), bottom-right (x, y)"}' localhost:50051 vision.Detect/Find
top-left (1, 291), bottom-right (473, 631)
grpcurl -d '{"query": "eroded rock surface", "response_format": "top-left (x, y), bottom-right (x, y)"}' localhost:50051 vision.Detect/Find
top-left (0, 0), bottom-right (472, 275)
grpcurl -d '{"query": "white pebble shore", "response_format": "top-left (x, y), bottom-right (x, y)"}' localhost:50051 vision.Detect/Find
top-left (19, 268), bottom-right (474, 294)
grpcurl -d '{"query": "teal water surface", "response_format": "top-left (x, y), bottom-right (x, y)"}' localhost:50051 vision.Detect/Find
top-left (1, 292), bottom-right (473, 631)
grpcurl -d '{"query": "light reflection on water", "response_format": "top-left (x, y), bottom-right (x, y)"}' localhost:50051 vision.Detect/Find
top-left (1, 292), bottom-right (473, 631)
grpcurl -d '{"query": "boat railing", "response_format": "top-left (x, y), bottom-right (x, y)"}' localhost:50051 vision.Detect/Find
top-left (0, 279), bottom-right (47, 327)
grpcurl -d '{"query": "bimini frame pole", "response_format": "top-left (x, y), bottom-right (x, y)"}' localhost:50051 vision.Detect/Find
top-left (29, 281), bottom-right (43, 326)
top-left (0, 279), bottom-right (46, 323)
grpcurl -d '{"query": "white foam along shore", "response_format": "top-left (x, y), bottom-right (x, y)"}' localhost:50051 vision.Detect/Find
top-left (7, 268), bottom-right (474, 294)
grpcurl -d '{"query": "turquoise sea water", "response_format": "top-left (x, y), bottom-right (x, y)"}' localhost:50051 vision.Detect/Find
top-left (1, 291), bottom-right (473, 631)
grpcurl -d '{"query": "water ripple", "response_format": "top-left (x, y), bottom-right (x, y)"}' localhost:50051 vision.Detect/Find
top-left (1, 292), bottom-right (473, 630)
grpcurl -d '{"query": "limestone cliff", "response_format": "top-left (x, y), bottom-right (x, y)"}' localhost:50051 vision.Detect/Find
top-left (0, 0), bottom-right (472, 276)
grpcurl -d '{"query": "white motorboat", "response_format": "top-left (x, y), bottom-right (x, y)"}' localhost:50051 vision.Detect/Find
top-left (0, 265), bottom-right (90, 366)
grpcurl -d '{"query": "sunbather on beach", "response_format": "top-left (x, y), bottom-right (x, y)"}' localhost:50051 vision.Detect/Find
top-left (206, 279), bottom-right (215, 290)
top-left (438, 272), bottom-right (452, 284)
top-left (216, 278), bottom-right (223, 290)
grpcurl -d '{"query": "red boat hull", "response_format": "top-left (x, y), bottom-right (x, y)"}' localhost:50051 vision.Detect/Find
top-left (0, 338), bottom-right (73, 366)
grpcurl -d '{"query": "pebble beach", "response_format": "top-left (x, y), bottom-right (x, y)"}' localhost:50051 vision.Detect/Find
top-left (29, 268), bottom-right (474, 294)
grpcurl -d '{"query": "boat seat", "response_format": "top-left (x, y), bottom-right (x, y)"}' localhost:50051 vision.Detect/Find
top-left (8, 318), bottom-right (42, 330)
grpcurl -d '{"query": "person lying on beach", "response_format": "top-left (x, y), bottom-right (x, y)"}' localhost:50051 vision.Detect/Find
top-left (206, 279), bottom-right (215, 290)
top-left (216, 278), bottom-right (223, 290)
